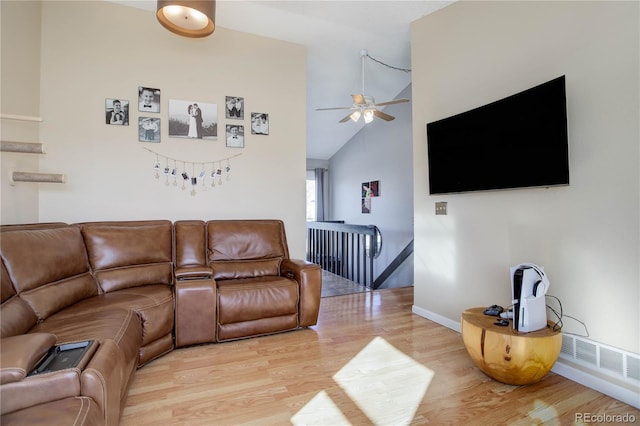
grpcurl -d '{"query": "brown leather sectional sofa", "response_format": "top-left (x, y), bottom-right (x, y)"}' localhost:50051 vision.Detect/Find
top-left (0, 219), bottom-right (321, 425)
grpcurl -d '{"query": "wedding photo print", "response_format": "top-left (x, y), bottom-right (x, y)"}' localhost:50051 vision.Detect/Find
top-left (138, 117), bottom-right (160, 143)
top-left (105, 98), bottom-right (129, 125)
top-left (250, 112), bottom-right (269, 135)
top-left (168, 100), bottom-right (217, 140)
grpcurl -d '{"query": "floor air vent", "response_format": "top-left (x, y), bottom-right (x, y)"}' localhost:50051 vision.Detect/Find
top-left (560, 334), bottom-right (640, 384)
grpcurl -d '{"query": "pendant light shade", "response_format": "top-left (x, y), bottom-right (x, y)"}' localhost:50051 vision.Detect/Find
top-left (157, 0), bottom-right (215, 38)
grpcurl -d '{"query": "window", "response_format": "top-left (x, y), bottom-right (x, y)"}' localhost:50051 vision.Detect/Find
top-left (306, 170), bottom-right (316, 221)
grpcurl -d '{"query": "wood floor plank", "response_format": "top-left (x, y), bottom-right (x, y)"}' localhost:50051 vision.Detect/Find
top-left (121, 287), bottom-right (639, 425)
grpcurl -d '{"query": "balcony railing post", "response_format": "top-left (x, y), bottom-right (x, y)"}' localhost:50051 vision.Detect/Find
top-left (306, 221), bottom-right (378, 288)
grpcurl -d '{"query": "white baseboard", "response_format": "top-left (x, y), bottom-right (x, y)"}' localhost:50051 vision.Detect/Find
top-left (552, 360), bottom-right (640, 409)
top-left (411, 305), bottom-right (640, 409)
top-left (411, 304), bottom-right (461, 333)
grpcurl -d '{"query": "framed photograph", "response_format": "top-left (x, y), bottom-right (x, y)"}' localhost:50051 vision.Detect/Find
top-left (250, 112), bottom-right (269, 135)
top-left (370, 180), bottom-right (380, 197)
top-left (225, 124), bottom-right (245, 148)
top-left (138, 86), bottom-right (160, 113)
top-left (138, 117), bottom-right (160, 143)
top-left (168, 100), bottom-right (217, 140)
top-left (362, 198), bottom-right (371, 214)
top-left (105, 98), bottom-right (129, 125)
top-left (225, 96), bottom-right (244, 119)
top-left (362, 180), bottom-right (379, 198)
top-left (362, 182), bottom-right (372, 199)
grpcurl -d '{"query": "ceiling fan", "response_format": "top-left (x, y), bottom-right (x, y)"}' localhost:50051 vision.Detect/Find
top-left (316, 49), bottom-right (410, 124)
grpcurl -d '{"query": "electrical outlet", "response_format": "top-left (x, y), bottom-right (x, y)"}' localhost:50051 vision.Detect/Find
top-left (435, 201), bottom-right (447, 215)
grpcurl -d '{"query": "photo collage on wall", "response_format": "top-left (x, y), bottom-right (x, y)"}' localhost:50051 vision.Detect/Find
top-left (105, 89), bottom-right (269, 148)
top-left (224, 96), bottom-right (270, 148)
top-left (361, 180), bottom-right (380, 214)
top-left (137, 87), bottom-right (161, 142)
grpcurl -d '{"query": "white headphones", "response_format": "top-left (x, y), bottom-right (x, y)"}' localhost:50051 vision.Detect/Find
top-left (512, 263), bottom-right (550, 296)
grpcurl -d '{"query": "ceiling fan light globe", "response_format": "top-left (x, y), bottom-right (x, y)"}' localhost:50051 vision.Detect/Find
top-left (363, 109), bottom-right (375, 123)
top-left (350, 111), bottom-right (362, 122)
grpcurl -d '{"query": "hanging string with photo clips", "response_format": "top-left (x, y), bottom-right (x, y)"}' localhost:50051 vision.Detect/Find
top-left (143, 147), bottom-right (241, 196)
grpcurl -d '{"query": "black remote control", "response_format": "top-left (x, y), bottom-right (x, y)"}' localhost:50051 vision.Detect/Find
top-left (483, 305), bottom-right (504, 316)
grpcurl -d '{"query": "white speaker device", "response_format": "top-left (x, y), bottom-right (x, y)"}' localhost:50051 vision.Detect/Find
top-left (510, 263), bottom-right (550, 332)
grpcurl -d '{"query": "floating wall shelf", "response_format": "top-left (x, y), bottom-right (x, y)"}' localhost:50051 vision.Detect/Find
top-left (1, 115), bottom-right (65, 185)
top-left (0, 113), bottom-right (43, 122)
top-left (10, 172), bottom-right (66, 185)
top-left (1, 141), bottom-right (46, 154)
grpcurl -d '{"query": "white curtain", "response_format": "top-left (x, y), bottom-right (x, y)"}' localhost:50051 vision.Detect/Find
top-left (314, 168), bottom-right (325, 221)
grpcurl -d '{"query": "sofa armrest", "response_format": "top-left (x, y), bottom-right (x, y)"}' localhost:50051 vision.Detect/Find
top-left (81, 339), bottom-right (122, 426)
top-left (175, 278), bottom-right (217, 347)
top-left (0, 369), bottom-right (81, 416)
top-left (0, 333), bottom-right (57, 385)
top-left (175, 266), bottom-right (213, 280)
top-left (1, 337), bottom-right (99, 416)
top-left (281, 259), bottom-right (321, 326)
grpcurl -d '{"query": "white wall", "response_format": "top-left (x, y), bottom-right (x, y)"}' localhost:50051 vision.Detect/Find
top-left (329, 84), bottom-right (414, 287)
top-left (411, 1), bottom-right (639, 353)
top-left (2, 1), bottom-right (308, 258)
top-left (0, 1), bottom-right (42, 224)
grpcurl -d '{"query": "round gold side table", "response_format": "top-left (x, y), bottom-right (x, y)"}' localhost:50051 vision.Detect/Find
top-left (461, 307), bottom-right (562, 385)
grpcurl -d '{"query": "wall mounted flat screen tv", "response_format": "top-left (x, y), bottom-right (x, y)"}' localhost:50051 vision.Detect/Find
top-left (426, 76), bottom-right (569, 195)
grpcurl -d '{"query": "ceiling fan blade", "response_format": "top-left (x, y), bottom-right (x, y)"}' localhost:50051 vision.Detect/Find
top-left (373, 109), bottom-right (395, 121)
top-left (351, 94), bottom-right (366, 105)
top-left (373, 98), bottom-right (410, 107)
top-left (316, 106), bottom-right (354, 111)
top-left (339, 113), bottom-right (353, 123)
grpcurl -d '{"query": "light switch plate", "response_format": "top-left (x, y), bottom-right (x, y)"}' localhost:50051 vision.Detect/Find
top-left (435, 201), bottom-right (447, 215)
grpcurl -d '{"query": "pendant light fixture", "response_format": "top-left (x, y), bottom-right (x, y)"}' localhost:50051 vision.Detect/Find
top-left (157, 0), bottom-right (216, 38)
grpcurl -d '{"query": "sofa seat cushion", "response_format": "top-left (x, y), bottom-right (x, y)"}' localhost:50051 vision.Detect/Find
top-left (28, 308), bottom-right (142, 372)
top-left (216, 276), bottom-right (299, 341)
top-left (1, 396), bottom-right (102, 426)
top-left (48, 285), bottom-right (173, 347)
top-left (217, 276), bottom-right (299, 325)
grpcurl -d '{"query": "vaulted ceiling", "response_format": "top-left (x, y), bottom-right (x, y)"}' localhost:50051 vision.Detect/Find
top-left (112, 1), bottom-right (453, 159)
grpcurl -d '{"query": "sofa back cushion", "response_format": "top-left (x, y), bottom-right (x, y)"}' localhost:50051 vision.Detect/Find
top-left (0, 226), bottom-right (97, 322)
top-left (174, 220), bottom-right (207, 268)
top-left (1, 261), bottom-right (37, 337)
top-left (206, 220), bottom-right (289, 280)
top-left (80, 221), bottom-right (173, 293)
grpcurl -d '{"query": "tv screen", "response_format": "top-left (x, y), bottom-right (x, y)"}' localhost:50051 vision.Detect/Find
top-left (426, 76), bottom-right (569, 195)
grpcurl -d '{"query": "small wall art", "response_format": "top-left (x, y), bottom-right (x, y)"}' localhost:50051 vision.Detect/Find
top-left (105, 98), bottom-right (129, 125)
top-left (361, 180), bottom-right (379, 214)
top-left (168, 100), bottom-right (217, 140)
top-left (225, 96), bottom-right (244, 120)
top-left (138, 117), bottom-right (160, 143)
top-left (362, 180), bottom-right (380, 198)
top-left (138, 87), bottom-right (161, 113)
top-left (250, 112), bottom-right (269, 135)
top-left (225, 124), bottom-right (245, 148)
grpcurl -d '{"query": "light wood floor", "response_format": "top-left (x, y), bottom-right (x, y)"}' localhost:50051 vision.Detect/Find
top-left (121, 288), bottom-right (639, 425)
